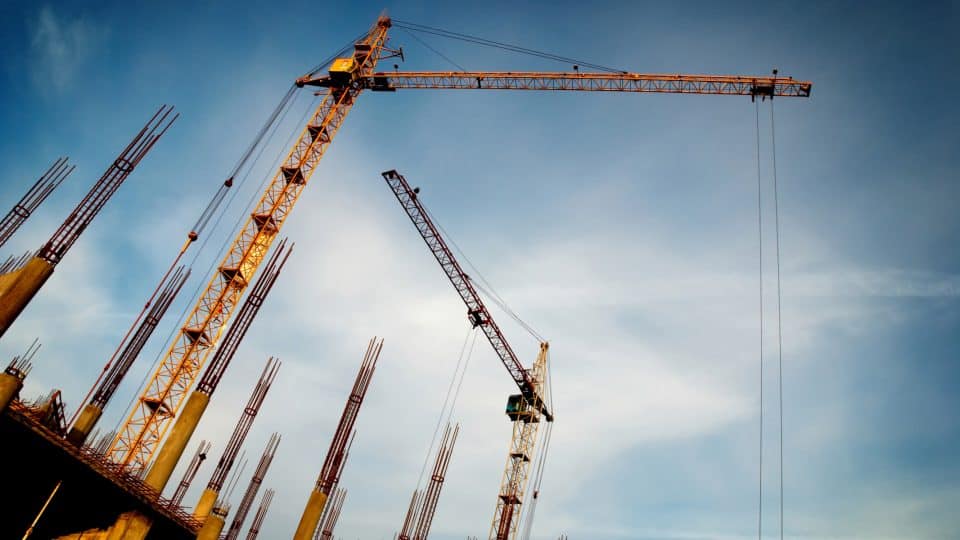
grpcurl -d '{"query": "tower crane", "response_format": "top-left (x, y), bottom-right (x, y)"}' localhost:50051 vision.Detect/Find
top-left (383, 169), bottom-right (551, 540)
top-left (102, 13), bottom-right (810, 535)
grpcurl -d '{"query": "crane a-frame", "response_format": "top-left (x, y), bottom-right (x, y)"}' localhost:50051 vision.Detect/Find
top-left (104, 13), bottom-right (811, 536)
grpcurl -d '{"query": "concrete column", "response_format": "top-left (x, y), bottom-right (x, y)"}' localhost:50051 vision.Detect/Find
top-left (103, 391), bottom-right (210, 540)
top-left (292, 489), bottom-right (328, 540)
top-left (145, 391), bottom-right (210, 491)
top-left (104, 512), bottom-right (133, 540)
top-left (193, 487), bottom-right (219, 522)
top-left (0, 371), bottom-right (22, 414)
top-left (66, 403), bottom-right (103, 446)
top-left (195, 506), bottom-right (227, 540)
top-left (0, 257), bottom-right (54, 338)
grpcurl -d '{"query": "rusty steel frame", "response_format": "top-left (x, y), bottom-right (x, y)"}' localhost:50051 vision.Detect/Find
top-left (315, 487), bottom-right (346, 539)
top-left (6, 400), bottom-right (202, 532)
top-left (224, 433), bottom-right (280, 540)
top-left (315, 338), bottom-right (383, 495)
top-left (414, 423), bottom-right (459, 539)
top-left (0, 157), bottom-right (74, 249)
top-left (207, 357), bottom-right (280, 492)
top-left (91, 266), bottom-right (190, 409)
top-left (245, 488), bottom-right (274, 540)
top-left (169, 439), bottom-right (211, 507)
top-left (40, 106), bottom-right (177, 266)
top-left (106, 18), bottom-right (392, 474)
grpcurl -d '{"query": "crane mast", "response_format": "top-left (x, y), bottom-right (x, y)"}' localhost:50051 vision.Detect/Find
top-left (107, 16), bottom-right (396, 472)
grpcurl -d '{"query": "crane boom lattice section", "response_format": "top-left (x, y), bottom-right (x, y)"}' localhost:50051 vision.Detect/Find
top-left (305, 71), bottom-right (812, 97)
top-left (381, 170), bottom-right (550, 419)
top-left (107, 19), bottom-right (392, 473)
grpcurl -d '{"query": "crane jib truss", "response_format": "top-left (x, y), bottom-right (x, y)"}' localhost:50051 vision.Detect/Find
top-left (381, 169), bottom-right (552, 421)
top-left (302, 71), bottom-right (812, 98)
top-left (108, 17), bottom-right (395, 472)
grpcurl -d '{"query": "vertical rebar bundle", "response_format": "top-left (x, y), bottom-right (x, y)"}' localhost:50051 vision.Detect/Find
top-left (198, 240), bottom-right (291, 396)
top-left (398, 423), bottom-right (459, 540)
top-left (224, 433), bottom-right (280, 540)
top-left (0, 157), bottom-right (74, 250)
top-left (0, 250), bottom-right (37, 273)
top-left (244, 488), bottom-right (275, 540)
top-left (5, 338), bottom-right (40, 380)
top-left (93, 266), bottom-right (190, 409)
top-left (316, 338), bottom-right (384, 495)
top-left (169, 440), bottom-right (211, 507)
top-left (39, 105), bottom-right (177, 266)
top-left (207, 358), bottom-right (280, 492)
top-left (397, 490), bottom-right (423, 540)
top-left (315, 488), bottom-right (346, 539)
top-left (413, 423), bottom-right (459, 539)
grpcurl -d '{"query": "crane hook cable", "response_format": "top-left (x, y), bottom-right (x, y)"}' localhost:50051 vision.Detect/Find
top-left (770, 94), bottom-right (785, 540)
top-left (415, 326), bottom-right (478, 492)
top-left (755, 98), bottom-right (765, 540)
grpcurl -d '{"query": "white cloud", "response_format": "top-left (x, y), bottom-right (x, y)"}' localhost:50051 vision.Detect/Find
top-left (30, 5), bottom-right (106, 92)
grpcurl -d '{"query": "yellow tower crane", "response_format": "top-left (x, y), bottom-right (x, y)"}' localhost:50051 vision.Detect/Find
top-left (102, 14), bottom-right (810, 539)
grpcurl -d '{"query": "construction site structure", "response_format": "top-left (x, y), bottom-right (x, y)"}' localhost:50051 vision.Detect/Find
top-left (314, 487), bottom-right (346, 539)
top-left (195, 357), bottom-right (280, 521)
top-left (224, 433), bottom-right (280, 540)
top-left (245, 488), bottom-right (274, 540)
top-left (101, 15), bottom-right (397, 483)
top-left (0, 105), bottom-right (176, 338)
top-left (292, 338), bottom-right (384, 540)
top-left (90, 242), bottom-right (291, 540)
top-left (169, 439), bottom-right (211, 507)
top-left (67, 266), bottom-right (190, 447)
top-left (0, 157), bottom-right (74, 249)
top-left (0, 339), bottom-right (39, 413)
top-left (397, 423), bottom-right (459, 540)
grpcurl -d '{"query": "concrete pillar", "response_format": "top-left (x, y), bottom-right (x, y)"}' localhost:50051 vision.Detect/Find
top-left (292, 489), bottom-right (328, 540)
top-left (103, 391), bottom-right (210, 540)
top-left (104, 512), bottom-right (133, 540)
top-left (66, 403), bottom-right (103, 446)
top-left (193, 487), bottom-right (219, 522)
top-left (0, 257), bottom-right (54, 338)
top-left (195, 506), bottom-right (227, 540)
top-left (0, 371), bottom-right (22, 414)
top-left (145, 391), bottom-right (210, 491)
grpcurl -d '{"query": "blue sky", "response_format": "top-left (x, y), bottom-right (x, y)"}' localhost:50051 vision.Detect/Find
top-left (1, 1), bottom-right (957, 539)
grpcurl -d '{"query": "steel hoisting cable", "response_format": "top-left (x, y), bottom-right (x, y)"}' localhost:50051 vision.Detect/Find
top-left (770, 95), bottom-right (785, 540)
top-left (400, 28), bottom-right (468, 72)
top-left (755, 98), bottom-right (765, 540)
top-left (421, 204), bottom-right (545, 343)
top-left (393, 19), bottom-right (626, 74)
top-left (415, 326), bottom-right (478, 491)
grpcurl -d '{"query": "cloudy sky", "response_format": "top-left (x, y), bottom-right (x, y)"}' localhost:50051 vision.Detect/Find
top-left (0, 1), bottom-right (957, 539)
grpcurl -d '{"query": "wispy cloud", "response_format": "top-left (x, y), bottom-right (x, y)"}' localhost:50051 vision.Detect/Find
top-left (29, 5), bottom-right (106, 92)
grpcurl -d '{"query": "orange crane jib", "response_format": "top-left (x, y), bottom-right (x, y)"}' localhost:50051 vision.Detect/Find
top-left (301, 71), bottom-right (812, 98)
